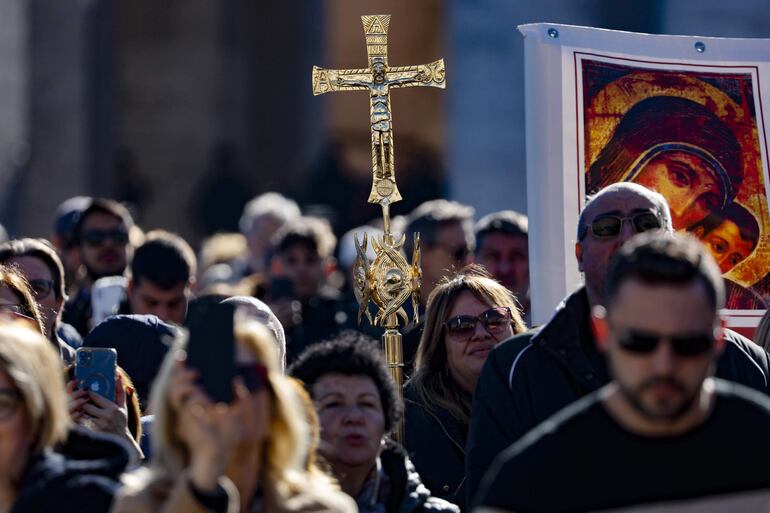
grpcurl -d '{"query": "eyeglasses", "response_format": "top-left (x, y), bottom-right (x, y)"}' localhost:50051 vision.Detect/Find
top-left (444, 307), bottom-right (512, 341)
top-left (617, 329), bottom-right (714, 357)
top-left (82, 229), bottom-right (129, 247)
top-left (583, 212), bottom-right (661, 239)
top-left (28, 279), bottom-right (54, 300)
top-left (0, 388), bottom-right (21, 422)
top-left (235, 363), bottom-right (268, 393)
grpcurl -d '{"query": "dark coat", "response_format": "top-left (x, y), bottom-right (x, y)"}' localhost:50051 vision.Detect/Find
top-left (284, 290), bottom-right (344, 365)
top-left (465, 286), bottom-right (770, 504)
top-left (403, 384), bottom-right (466, 511)
top-left (11, 427), bottom-right (128, 513)
top-left (380, 441), bottom-right (460, 513)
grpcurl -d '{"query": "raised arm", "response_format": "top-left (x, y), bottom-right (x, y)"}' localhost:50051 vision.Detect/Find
top-left (386, 59), bottom-right (446, 90)
top-left (312, 66), bottom-right (372, 95)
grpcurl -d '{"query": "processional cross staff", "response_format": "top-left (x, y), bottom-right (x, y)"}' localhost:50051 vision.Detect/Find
top-left (312, 14), bottom-right (446, 441)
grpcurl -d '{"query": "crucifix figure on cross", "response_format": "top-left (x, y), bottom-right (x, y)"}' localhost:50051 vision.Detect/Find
top-left (312, 14), bottom-right (446, 208)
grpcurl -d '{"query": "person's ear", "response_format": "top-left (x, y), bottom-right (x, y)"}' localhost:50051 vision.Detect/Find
top-left (324, 257), bottom-right (338, 277)
top-left (713, 317), bottom-right (727, 356)
top-left (269, 256), bottom-right (284, 277)
top-left (575, 242), bottom-right (584, 272)
top-left (126, 278), bottom-right (135, 299)
top-left (591, 305), bottom-right (609, 351)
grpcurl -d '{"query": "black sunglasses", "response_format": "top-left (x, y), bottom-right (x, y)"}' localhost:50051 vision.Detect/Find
top-left (28, 279), bottom-right (54, 300)
top-left (82, 229), bottom-right (129, 247)
top-left (444, 307), bottom-right (512, 340)
top-left (584, 212), bottom-right (661, 239)
top-left (235, 363), bottom-right (268, 393)
top-left (617, 329), bottom-right (714, 357)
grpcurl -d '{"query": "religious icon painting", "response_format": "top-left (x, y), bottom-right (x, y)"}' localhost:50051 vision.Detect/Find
top-left (578, 56), bottom-right (768, 312)
top-left (519, 24), bottom-right (770, 332)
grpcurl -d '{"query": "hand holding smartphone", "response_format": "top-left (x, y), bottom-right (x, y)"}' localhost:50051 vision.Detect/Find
top-left (75, 347), bottom-right (117, 402)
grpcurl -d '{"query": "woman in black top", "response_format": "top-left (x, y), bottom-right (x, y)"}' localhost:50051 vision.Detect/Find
top-left (404, 266), bottom-right (526, 511)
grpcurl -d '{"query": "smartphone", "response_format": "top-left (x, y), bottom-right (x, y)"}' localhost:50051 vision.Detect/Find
top-left (184, 301), bottom-right (235, 403)
top-left (91, 276), bottom-right (128, 328)
top-left (270, 276), bottom-right (295, 301)
top-left (75, 347), bottom-right (117, 402)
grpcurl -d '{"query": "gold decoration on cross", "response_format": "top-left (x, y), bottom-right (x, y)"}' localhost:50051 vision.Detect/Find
top-left (312, 14), bottom-right (446, 208)
top-left (312, 15), bottom-right (445, 441)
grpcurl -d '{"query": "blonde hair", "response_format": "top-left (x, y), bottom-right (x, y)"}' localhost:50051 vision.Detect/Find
top-left (148, 320), bottom-right (325, 499)
top-left (0, 322), bottom-right (70, 451)
top-left (410, 265), bottom-right (526, 426)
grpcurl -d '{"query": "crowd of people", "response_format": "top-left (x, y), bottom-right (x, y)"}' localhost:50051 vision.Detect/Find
top-left (0, 183), bottom-right (769, 512)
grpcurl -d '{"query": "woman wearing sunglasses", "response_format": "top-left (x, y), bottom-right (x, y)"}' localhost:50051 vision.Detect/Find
top-left (113, 321), bottom-right (355, 513)
top-left (404, 266), bottom-right (526, 511)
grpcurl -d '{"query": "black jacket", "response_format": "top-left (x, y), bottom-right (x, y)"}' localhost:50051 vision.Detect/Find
top-left (11, 427), bottom-right (129, 513)
top-left (403, 384), bottom-right (467, 511)
top-left (465, 287), bottom-right (770, 504)
top-left (380, 441), bottom-right (460, 513)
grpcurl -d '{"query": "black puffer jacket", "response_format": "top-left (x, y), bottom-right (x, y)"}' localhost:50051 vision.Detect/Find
top-left (11, 427), bottom-right (129, 513)
top-left (403, 384), bottom-right (467, 511)
top-left (465, 286), bottom-right (770, 504)
top-left (380, 441), bottom-right (460, 513)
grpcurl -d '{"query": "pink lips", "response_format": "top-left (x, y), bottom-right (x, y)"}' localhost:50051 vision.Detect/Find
top-left (343, 433), bottom-right (367, 446)
top-left (468, 345), bottom-right (494, 357)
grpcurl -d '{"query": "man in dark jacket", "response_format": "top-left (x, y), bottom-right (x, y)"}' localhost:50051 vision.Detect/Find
top-left (465, 183), bottom-right (770, 503)
top-left (475, 233), bottom-right (770, 513)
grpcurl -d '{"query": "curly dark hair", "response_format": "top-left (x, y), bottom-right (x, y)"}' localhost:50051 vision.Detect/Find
top-left (288, 330), bottom-right (403, 433)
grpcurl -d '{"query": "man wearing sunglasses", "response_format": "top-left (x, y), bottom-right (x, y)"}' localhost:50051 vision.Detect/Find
top-left (466, 183), bottom-right (770, 503)
top-left (62, 198), bottom-right (135, 336)
top-left (476, 233), bottom-right (770, 512)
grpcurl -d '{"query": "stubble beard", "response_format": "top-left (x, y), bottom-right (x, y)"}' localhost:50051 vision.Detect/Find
top-left (617, 376), bottom-right (699, 422)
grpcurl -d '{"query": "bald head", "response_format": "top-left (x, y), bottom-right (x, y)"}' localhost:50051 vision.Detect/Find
top-left (576, 183), bottom-right (673, 306)
top-left (577, 183), bottom-right (673, 241)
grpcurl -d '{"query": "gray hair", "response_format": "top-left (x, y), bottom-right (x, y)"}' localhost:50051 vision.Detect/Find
top-left (239, 192), bottom-right (301, 235)
top-left (221, 296), bottom-right (286, 372)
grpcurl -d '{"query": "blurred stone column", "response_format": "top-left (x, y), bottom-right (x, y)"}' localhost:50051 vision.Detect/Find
top-left (0, 0), bottom-right (29, 236)
top-left (22, 0), bottom-right (89, 238)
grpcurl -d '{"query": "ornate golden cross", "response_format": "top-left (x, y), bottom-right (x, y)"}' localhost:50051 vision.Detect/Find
top-left (312, 14), bottom-right (446, 212)
top-left (312, 15), bottom-right (445, 442)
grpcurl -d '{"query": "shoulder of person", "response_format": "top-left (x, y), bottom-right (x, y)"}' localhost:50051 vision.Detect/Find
top-left (269, 475), bottom-right (357, 513)
top-left (113, 468), bottom-right (239, 513)
top-left (712, 377), bottom-right (770, 413)
top-left (719, 329), bottom-right (770, 390)
top-left (495, 389), bottom-right (603, 469)
top-left (474, 391), bottom-right (603, 510)
top-left (57, 426), bottom-right (130, 478)
top-left (488, 330), bottom-right (537, 367)
top-left (723, 328), bottom-right (769, 365)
